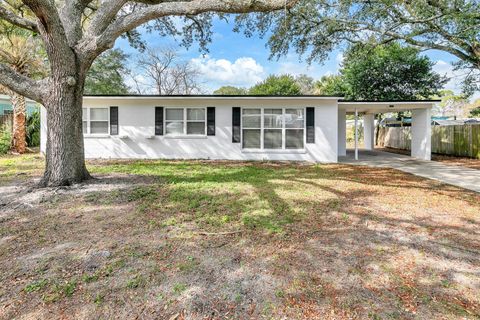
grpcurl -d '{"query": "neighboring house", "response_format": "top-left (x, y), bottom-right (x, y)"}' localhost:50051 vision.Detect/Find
top-left (0, 94), bottom-right (38, 116)
top-left (40, 95), bottom-right (437, 162)
top-left (432, 119), bottom-right (480, 126)
top-left (381, 116), bottom-right (480, 127)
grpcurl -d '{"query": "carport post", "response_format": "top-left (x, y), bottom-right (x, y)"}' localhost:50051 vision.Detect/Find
top-left (363, 113), bottom-right (375, 150)
top-left (411, 108), bottom-right (432, 160)
top-left (354, 108), bottom-right (358, 160)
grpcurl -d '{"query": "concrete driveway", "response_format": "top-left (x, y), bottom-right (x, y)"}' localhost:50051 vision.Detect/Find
top-left (339, 149), bottom-right (480, 193)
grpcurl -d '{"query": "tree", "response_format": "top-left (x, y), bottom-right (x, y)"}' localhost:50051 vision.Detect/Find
top-left (239, 0), bottom-right (480, 95)
top-left (0, 31), bottom-right (44, 154)
top-left (294, 74), bottom-right (314, 94)
top-left (468, 99), bottom-right (480, 117)
top-left (0, 0), bottom-right (294, 186)
top-left (316, 42), bottom-right (446, 101)
top-left (341, 42), bottom-right (447, 101)
top-left (249, 74), bottom-right (301, 95)
top-left (470, 107), bottom-right (480, 117)
top-left (314, 75), bottom-right (347, 97)
top-left (132, 47), bottom-right (201, 95)
top-left (433, 90), bottom-right (469, 117)
top-left (213, 86), bottom-right (247, 95)
top-left (84, 49), bottom-right (129, 95)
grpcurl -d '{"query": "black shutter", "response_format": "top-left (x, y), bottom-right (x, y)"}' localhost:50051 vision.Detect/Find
top-left (306, 107), bottom-right (315, 143)
top-left (110, 106), bottom-right (118, 135)
top-left (207, 107), bottom-right (215, 136)
top-left (232, 107), bottom-right (241, 143)
top-left (155, 107), bottom-right (163, 135)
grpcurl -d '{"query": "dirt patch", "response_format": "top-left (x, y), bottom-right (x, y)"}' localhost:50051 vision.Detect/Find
top-left (0, 155), bottom-right (479, 319)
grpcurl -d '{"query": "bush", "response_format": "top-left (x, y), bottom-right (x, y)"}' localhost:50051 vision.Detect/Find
top-left (26, 110), bottom-right (40, 147)
top-left (0, 124), bottom-right (12, 154)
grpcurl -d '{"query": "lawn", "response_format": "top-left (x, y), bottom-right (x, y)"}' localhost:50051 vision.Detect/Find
top-left (0, 154), bottom-right (479, 319)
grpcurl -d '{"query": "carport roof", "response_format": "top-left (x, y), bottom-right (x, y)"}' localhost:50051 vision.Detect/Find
top-left (338, 100), bottom-right (439, 114)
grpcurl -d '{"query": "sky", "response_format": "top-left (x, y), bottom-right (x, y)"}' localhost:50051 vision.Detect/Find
top-left (115, 16), bottom-right (479, 101)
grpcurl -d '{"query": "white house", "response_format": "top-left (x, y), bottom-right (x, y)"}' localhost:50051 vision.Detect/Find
top-left (40, 95), bottom-right (436, 162)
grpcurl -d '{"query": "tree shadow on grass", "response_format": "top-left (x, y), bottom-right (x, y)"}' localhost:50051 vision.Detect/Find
top-left (3, 160), bottom-right (480, 318)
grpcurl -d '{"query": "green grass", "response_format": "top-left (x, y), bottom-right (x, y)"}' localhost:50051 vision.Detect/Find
top-left (88, 160), bottom-right (334, 233)
top-left (24, 279), bottom-right (49, 293)
top-left (126, 275), bottom-right (146, 289)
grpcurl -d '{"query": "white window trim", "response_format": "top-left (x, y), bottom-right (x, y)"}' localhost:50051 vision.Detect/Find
top-left (164, 107), bottom-right (207, 137)
top-left (83, 107), bottom-right (110, 136)
top-left (241, 107), bottom-right (306, 151)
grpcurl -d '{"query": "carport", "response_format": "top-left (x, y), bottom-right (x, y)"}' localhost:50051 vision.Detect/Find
top-left (337, 100), bottom-right (438, 161)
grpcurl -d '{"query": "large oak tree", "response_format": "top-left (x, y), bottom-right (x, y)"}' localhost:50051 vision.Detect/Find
top-left (0, 0), bottom-right (294, 186)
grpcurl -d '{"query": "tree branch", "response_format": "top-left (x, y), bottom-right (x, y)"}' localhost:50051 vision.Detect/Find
top-left (59, 0), bottom-right (95, 46)
top-left (0, 5), bottom-right (38, 32)
top-left (86, 0), bottom-right (128, 37)
top-left (0, 63), bottom-right (47, 103)
top-left (86, 0), bottom-right (295, 56)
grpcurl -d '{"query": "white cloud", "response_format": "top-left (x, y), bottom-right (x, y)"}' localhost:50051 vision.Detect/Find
top-left (190, 56), bottom-right (265, 89)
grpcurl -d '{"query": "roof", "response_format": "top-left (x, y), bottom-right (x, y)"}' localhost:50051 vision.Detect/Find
top-left (84, 94), bottom-right (343, 99)
top-left (338, 99), bottom-right (441, 103)
top-left (0, 94), bottom-right (37, 104)
top-left (84, 95), bottom-right (441, 103)
top-left (433, 119), bottom-right (480, 126)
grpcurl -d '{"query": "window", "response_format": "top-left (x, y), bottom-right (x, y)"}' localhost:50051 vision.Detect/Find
top-left (82, 107), bottom-right (109, 134)
top-left (165, 107), bottom-right (206, 136)
top-left (285, 108), bottom-right (305, 149)
top-left (241, 108), bottom-right (305, 150)
top-left (242, 108), bottom-right (261, 148)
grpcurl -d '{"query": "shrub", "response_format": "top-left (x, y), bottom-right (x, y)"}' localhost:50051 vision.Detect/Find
top-left (0, 124), bottom-right (12, 154)
top-left (26, 110), bottom-right (40, 147)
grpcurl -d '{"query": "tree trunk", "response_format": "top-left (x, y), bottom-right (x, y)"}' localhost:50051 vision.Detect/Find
top-left (40, 72), bottom-right (91, 187)
top-left (10, 92), bottom-right (27, 154)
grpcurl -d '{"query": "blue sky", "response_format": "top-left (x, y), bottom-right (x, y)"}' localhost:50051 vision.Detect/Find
top-left (115, 16), bottom-right (477, 100)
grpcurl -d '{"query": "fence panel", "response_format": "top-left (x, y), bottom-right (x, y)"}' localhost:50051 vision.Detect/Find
top-left (378, 124), bottom-right (480, 159)
top-left (0, 114), bottom-right (13, 129)
top-left (472, 125), bottom-right (480, 159)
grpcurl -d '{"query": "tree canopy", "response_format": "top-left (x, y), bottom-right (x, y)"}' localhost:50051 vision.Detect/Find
top-left (433, 90), bottom-right (470, 117)
top-left (84, 49), bottom-right (130, 95)
top-left (213, 86), bottom-right (248, 95)
top-left (315, 42), bottom-right (447, 101)
top-left (238, 0), bottom-right (480, 95)
top-left (469, 99), bottom-right (480, 117)
top-left (249, 74), bottom-right (301, 95)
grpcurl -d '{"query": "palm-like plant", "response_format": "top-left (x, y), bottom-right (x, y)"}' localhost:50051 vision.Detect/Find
top-left (0, 31), bottom-right (45, 153)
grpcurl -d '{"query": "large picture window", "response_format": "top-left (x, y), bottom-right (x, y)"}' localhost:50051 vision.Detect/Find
top-left (165, 107), bottom-right (206, 136)
top-left (242, 108), bottom-right (305, 150)
top-left (82, 107), bottom-right (109, 134)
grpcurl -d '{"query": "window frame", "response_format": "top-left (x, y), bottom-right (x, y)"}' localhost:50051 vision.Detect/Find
top-left (164, 107), bottom-right (207, 136)
top-left (241, 107), bottom-right (306, 151)
top-left (82, 107), bottom-right (110, 135)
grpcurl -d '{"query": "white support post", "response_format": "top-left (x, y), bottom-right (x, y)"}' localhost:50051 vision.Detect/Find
top-left (354, 108), bottom-right (358, 160)
top-left (338, 108), bottom-right (347, 156)
top-left (411, 108), bottom-right (431, 160)
top-left (363, 113), bottom-right (375, 151)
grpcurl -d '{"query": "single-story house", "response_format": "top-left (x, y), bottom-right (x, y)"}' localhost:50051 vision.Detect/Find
top-left (40, 95), bottom-right (437, 162)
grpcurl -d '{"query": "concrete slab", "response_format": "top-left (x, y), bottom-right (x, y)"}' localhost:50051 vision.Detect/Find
top-left (339, 149), bottom-right (480, 193)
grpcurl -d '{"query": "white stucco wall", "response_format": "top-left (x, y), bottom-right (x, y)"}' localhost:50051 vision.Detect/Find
top-left (337, 108), bottom-right (346, 156)
top-left (41, 97), bottom-right (339, 163)
top-left (411, 108), bottom-right (431, 160)
top-left (363, 113), bottom-right (375, 150)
